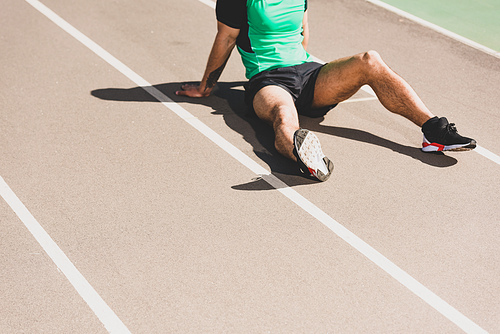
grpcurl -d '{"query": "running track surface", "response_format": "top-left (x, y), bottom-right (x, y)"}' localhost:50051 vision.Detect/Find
top-left (1, 0), bottom-right (499, 333)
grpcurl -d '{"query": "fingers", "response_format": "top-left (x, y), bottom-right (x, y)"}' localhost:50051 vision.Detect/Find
top-left (174, 89), bottom-right (191, 96)
top-left (175, 84), bottom-right (191, 96)
top-left (180, 83), bottom-right (196, 91)
top-left (175, 84), bottom-right (208, 97)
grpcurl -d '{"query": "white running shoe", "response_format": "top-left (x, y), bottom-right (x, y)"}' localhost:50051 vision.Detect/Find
top-left (293, 129), bottom-right (334, 182)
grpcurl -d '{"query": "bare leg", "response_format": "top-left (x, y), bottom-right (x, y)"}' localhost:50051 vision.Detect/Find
top-left (313, 51), bottom-right (435, 127)
top-left (253, 85), bottom-right (299, 160)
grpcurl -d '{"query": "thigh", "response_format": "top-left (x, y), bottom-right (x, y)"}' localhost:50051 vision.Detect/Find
top-left (312, 53), bottom-right (368, 108)
top-left (252, 85), bottom-right (299, 126)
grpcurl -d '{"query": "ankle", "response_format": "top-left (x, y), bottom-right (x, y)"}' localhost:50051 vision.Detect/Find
top-left (421, 116), bottom-right (439, 132)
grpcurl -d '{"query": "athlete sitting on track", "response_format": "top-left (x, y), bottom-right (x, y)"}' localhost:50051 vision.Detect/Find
top-left (176, 0), bottom-right (476, 181)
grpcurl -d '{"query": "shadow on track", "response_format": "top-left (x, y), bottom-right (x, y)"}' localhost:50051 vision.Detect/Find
top-left (91, 82), bottom-right (457, 190)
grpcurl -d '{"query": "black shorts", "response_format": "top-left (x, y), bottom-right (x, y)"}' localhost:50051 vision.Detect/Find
top-left (244, 62), bottom-right (337, 118)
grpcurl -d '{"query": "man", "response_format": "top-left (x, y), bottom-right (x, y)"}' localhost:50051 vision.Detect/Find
top-left (176, 0), bottom-right (476, 181)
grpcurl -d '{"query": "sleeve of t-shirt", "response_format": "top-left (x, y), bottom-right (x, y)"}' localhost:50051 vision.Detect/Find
top-left (215, 0), bottom-right (247, 29)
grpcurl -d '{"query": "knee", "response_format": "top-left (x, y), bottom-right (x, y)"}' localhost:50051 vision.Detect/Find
top-left (273, 105), bottom-right (297, 128)
top-left (359, 50), bottom-right (384, 69)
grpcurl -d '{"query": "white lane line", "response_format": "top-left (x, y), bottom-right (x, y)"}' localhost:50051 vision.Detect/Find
top-left (24, 1), bottom-right (489, 333)
top-left (197, 0), bottom-right (215, 9)
top-left (339, 96), bottom-right (378, 104)
top-left (475, 145), bottom-right (500, 165)
top-left (364, 0), bottom-right (500, 59)
top-left (0, 177), bottom-right (131, 334)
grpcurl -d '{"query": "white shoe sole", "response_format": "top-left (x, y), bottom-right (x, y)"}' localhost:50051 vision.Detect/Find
top-left (294, 129), bottom-right (333, 181)
top-left (421, 135), bottom-right (476, 152)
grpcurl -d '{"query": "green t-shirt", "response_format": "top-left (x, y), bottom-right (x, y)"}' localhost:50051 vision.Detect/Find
top-left (216, 0), bottom-right (314, 79)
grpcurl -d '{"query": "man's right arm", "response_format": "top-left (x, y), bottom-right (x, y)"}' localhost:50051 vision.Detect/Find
top-left (176, 21), bottom-right (239, 97)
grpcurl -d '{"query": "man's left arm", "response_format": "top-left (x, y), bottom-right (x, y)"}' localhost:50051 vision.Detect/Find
top-left (302, 10), bottom-right (309, 50)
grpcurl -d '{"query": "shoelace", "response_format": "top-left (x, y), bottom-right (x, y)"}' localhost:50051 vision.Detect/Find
top-left (446, 123), bottom-right (457, 133)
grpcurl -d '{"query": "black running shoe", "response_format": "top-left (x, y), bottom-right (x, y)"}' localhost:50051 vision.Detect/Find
top-left (293, 129), bottom-right (334, 181)
top-left (421, 117), bottom-right (476, 152)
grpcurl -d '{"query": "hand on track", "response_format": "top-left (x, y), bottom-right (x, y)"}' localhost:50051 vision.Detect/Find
top-left (175, 84), bottom-right (210, 98)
